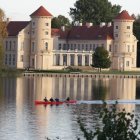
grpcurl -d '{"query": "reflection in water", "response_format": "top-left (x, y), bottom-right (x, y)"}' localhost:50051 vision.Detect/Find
top-left (0, 76), bottom-right (139, 139)
top-left (21, 77), bottom-right (136, 101)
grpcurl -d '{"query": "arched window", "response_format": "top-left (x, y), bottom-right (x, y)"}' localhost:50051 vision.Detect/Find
top-left (45, 42), bottom-right (48, 50)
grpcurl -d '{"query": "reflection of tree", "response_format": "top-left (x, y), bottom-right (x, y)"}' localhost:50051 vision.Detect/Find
top-left (136, 80), bottom-right (140, 99)
top-left (92, 79), bottom-right (108, 100)
top-left (0, 78), bottom-right (3, 101)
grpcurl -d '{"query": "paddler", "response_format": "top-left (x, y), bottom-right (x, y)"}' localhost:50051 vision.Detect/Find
top-left (44, 97), bottom-right (48, 102)
top-left (49, 97), bottom-right (54, 102)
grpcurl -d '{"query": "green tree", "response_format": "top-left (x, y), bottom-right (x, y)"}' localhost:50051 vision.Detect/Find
top-left (92, 47), bottom-right (111, 72)
top-left (78, 102), bottom-right (140, 140)
top-left (0, 8), bottom-right (7, 69)
top-left (133, 14), bottom-right (140, 67)
top-left (51, 15), bottom-right (71, 28)
top-left (69, 0), bottom-right (121, 25)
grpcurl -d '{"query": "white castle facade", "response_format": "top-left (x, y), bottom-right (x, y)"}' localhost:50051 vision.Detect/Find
top-left (4, 6), bottom-right (138, 71)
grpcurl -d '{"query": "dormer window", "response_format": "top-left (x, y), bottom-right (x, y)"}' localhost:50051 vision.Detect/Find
top-left (32, 22), bottom-right (35, 26)
top-left (45, 42), bottom-right (48, 50)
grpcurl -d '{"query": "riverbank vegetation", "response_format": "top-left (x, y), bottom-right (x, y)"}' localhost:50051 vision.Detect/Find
top-left (77, 102), bottom-right (140, 140)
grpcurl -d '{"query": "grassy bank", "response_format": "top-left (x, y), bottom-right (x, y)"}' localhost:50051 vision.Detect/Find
top-left (0, 69), bottom-right (24, 77)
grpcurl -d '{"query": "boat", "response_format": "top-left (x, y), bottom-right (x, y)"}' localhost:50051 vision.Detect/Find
top-left (35, 100), bottom-right (77, 105)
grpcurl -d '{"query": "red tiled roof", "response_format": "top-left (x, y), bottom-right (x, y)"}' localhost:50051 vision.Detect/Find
top-left (30, 6), bottom-right (52, 17)
top-left (59, 25), bottom-right (113, 40)
top-left (51, 28), bottom-right (60, 36)
top-left (7, 21), bottom-right (30, 36)
top-left (114, 10), bottom-right (134, 20)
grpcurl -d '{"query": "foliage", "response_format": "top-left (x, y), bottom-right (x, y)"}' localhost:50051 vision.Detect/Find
top-left (134, 15), bottom-right (140, 41)
top-left (78, 102), bottom-right (140, 140)
top-left (133, 15), bottom-right (140, 67)
top-left (0, 8), bottom-right (8, 69)
top-left (92, 47), bottom-right (111, 72)
top-left (51, 15), bottom-right (71, 28)
top-left (69, 0), bottom-right (121, 25)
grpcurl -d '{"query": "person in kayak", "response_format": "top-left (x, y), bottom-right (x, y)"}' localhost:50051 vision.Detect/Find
top-left (44, 97), bottom-right (48, 102)
top-left (55, 98), bottom-right (59, 102)
top-left (66, 97), bottom-right (70, 101)
top-left (49, 97), bottom-right (54, 102)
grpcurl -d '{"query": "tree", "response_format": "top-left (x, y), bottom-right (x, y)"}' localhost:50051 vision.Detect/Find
top-left (0, 8), bottom-right (7, 69)
top-left (78, 102), bottom-right (140, 140)
top-left (51, 15), bottom-right (71, 28)
top-left (133, 14), bottom-right (140, 67)
top-left (69, 0), bottom-right (121, 25)
top-left (92, 47), bottom-right (111, 72)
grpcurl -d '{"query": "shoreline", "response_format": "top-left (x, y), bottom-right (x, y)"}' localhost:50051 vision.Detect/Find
top-left (23, 72), bottom-right (140, 78)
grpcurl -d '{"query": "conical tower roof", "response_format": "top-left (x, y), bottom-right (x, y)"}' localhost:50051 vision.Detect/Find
top-left (114, 10), bottom-right (134, 20)
top-left (30, 6), bottom-right (52, 17)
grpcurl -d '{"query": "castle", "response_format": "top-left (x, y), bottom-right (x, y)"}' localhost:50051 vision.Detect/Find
top-left (4, 6), bottom-right (138, 71)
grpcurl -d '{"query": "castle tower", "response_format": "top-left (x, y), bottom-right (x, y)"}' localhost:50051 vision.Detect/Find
top-left (30, 6), bottom-right (53, 69)
top-left (112, 10), bottom-right (137, 71)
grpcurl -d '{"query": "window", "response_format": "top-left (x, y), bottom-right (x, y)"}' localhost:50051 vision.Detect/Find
top-left (45, 31), bottom-right (48, 35)
top-left (9, 41), bottom-right (12, 51)
top-left (115, 34), bottom-right (118, 37)
top-left (46, 23), bottom-right (49, 26)
top-left (67, 44), bottom-right (69, 50)
top-left (13, 41), bottom-right (16, 51)
top-left (116, 26), bottom-right (118, 29)
top-left (9, 54), bottom-right (11, 65)
top-left (127, 26), bottom-right (130, 29)
top-left (86, 44), bottom-right (88, 51)
top-left (71, 44), bottom-right (73, 50)
top-left (90, 44), bottom-right (92, 50)
top-left (32, 22), bottom-right (35, 26)
top-left (45, 42), bottom-right (48, 50)
top-left (32, 58), bottom-right (34, 67)
top-left (5, 54), bottom-right (7, 65)
top-left (32, 30), bottom-right (35, 35)
top-left (82, 44), bottom-right (84, 50)
top-left (126, 61), bottom-right (129, 67)
top-left (93, 44), bottom-right (96, 51)
top-left (74, 44), bottom-right (76, 50)
top-left (32, 42), bottom-right (35, 52)
top-left (59, 43), bottom-right (61, 50)
top-left (13, 54), bottom-right (15, 65)
top-left (127, 45), bottom-right (130, 52)
top-left (132, 45), bottom-right (134, 52)
top-left (109, 45), bottom-right (111, 52)
top-left (63, 44), bottom-right (66, 50)
top-left (78, 44), bottom-right (80, 50)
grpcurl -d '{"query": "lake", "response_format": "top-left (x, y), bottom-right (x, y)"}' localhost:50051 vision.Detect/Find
top-left (0, 76), bottom-right (140, 140)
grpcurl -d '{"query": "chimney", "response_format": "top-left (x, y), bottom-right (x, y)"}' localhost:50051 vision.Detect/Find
top-left (61, 26), bottom-right (65, 31)
top-left (78, 23), bottom-right (82, 26)
top-left (107, 22), bottom-right (112, 27)
top-left (86, 22), bottom-right (93, 28)
top-left (100, 22), bottom-right (106, 27)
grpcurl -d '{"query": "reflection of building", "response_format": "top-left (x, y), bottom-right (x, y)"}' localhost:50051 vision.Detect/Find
top-left (4, 6), bottom-right (137, 71)
top-left (108, 78), bottom-right (136, 100)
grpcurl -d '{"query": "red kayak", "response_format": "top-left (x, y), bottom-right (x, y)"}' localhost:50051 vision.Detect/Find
top-left (35, 100), bottom-right (77, 105)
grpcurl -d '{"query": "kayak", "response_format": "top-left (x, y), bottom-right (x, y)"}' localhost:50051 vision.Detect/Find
top-left (35, 100), bottom-right (77, 105)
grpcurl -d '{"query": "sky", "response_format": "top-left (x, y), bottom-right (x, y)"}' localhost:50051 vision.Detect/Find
top-left (0, 0), bottom-right (139, 21)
